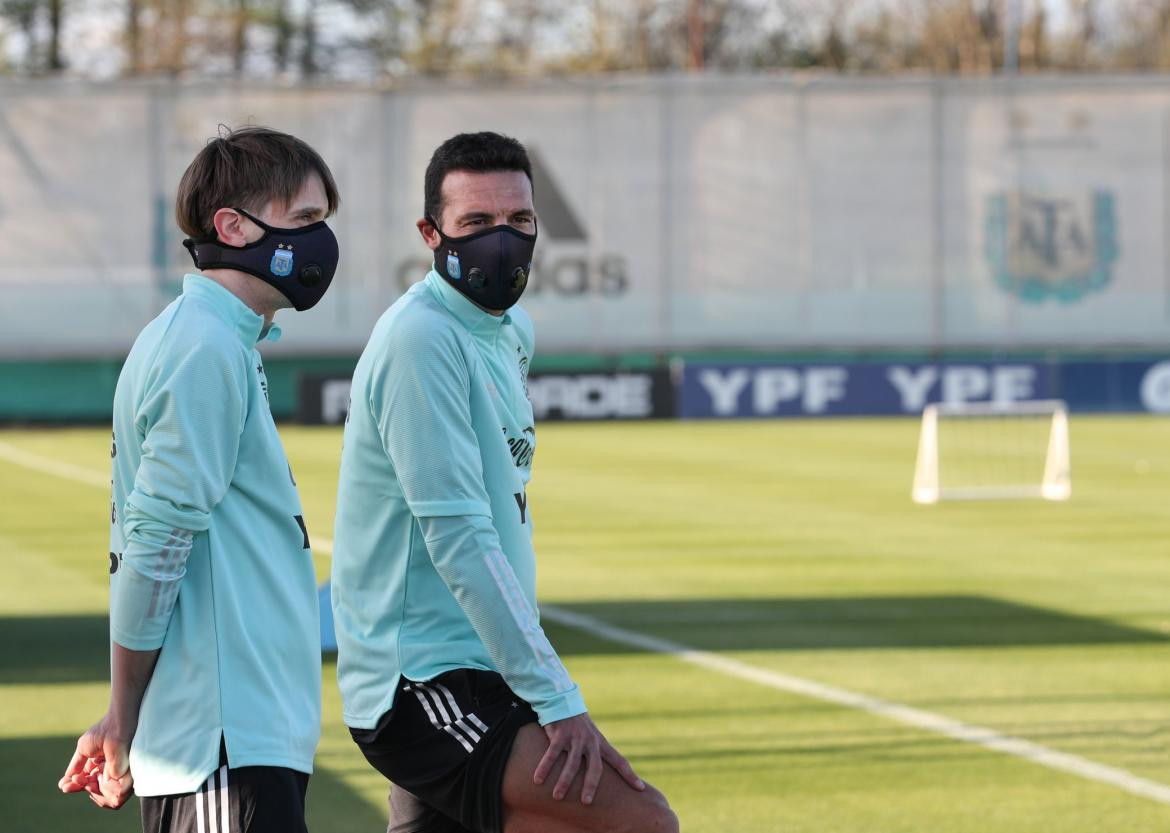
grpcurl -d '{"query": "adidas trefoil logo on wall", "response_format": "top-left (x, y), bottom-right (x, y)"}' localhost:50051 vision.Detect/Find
top-left (984, 190), bottom-right (1118, 304)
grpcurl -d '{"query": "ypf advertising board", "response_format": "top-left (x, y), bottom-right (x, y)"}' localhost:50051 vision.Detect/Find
top-left (300, 359), bottom-right (1170, 423)
top-left (1060, 359), bottom-right (1170, 414)
top-left (679, 362), bottom-right (1057, 418)
top-left (678, 360), bottom-right (1170, 418)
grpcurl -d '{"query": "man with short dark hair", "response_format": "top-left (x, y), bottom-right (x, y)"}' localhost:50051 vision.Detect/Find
top-left (331, 131), bottom-right (678, 833)
top-left (58, 125), bottom-right (341, 833)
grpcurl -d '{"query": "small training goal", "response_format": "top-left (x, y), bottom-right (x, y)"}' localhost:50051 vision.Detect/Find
top-left (912, 400), bottom-right (1071, 504)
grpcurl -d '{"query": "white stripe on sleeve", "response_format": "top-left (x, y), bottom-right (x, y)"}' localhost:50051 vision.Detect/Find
top-left (482, 548), bottom-right (573, 692)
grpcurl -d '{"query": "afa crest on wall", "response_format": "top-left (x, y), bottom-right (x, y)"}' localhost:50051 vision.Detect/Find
top-left (984, 190), bottom-right (1118, 304)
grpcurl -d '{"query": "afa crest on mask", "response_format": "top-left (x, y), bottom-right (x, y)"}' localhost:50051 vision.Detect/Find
top-left (271, 246), bottom-right (295, 277)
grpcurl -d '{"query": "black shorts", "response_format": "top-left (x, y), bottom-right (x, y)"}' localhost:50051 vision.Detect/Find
top-left (139, 749), bottom-right (309, 833)
top-left (350, 669), bottom-right (539, 833)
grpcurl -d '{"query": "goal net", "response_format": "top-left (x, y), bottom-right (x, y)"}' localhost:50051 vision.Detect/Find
top-left (912, 400), bottom-right (1071, 504)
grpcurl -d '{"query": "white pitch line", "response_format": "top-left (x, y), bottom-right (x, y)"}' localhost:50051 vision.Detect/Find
top-left (540, 604), bottom-right (1170, 808)
top-left (0, 440), bottom-right (340, 556)
top-left (8, 441), bottom-right (1170, 807)
top-left (0, 440), bottom-right (109, 488)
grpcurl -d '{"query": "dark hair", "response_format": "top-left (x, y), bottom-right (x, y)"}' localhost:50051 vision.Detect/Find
top-left (175, 125), bottom-right (340, 237)
top-left (424, 131), bottom-right (532, 225)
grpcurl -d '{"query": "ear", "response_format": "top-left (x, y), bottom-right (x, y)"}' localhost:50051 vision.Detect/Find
top-left (417, 216), bottom-right (441, 252)
top-left (212, 208), bottom-right (252, 247)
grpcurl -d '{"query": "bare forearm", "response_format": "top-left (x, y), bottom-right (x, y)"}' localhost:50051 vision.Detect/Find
top-left (58, 644), bottom-right (154, 807)
top-left (108, 642), bottom-right (160, 733)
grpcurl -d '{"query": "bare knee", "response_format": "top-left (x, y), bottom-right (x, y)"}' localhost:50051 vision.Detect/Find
top-left (657, 800), bottom-right (681, 833)
top-left (614, 788), bottom-right (679, 833)
top-left (507, 787), bottom-right (678, 833)
top-left (644, 796), bottom-right (679, 833)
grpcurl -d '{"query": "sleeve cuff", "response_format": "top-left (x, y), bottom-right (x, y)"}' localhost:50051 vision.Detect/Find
top-left (533, 687), bottom-right (588, 726)
top-left (110, 629), bottom-right (166, 652)
top-left (409, 498), bottom-right (492, 518)
top-left (109, 556), bottom-right (183, 650)
top-left (126, 490), bottom-right (211, 533)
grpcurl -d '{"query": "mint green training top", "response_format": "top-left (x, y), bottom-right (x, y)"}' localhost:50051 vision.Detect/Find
top-left (331, 270), bottom-right (586, 730)
top-left (108, 274), bottom-right (321, 796)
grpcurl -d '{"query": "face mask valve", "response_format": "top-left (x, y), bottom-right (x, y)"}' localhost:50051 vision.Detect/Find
top-left (431, 217), bottom-right (536, 311)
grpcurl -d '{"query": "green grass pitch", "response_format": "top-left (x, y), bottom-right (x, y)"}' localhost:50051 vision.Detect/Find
top-left (2, 417), bottom-right (1170, 832)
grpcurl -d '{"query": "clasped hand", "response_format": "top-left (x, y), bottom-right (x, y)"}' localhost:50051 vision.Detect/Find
top-left (58, 714), bottom-right (135, 810)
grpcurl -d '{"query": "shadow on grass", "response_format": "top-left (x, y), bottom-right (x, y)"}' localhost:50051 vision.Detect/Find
top-left (543, 595), bottom-right (1170, 656)
top-left (306, 763), bottom-right (388, 833)
top-left (1, 736), bottom-right (385, 833)
top-left (0, 614), bottom-right (109, 684)
top-left (3, 595), bottom-right (1165, 683)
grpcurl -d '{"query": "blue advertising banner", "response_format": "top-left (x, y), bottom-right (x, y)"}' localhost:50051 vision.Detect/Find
top-left (1060, 359), bottom-right (1170, 413)
top-left (679, 360), bottom-right (1170, 418)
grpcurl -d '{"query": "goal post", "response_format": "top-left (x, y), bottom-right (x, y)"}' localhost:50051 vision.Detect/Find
top-left (912, 399), bottom-right (1071, 504)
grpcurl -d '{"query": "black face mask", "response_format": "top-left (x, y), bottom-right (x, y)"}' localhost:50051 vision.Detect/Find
top-left (183, 209), bottom-right (339, 312)
top-left (431, 218), bottom-right (536, 311)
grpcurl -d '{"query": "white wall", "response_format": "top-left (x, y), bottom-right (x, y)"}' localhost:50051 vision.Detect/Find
top-left (0, 76), bottom-right (1166, 357)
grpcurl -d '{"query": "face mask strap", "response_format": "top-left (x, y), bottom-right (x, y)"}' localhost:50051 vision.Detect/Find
top-left (182, 208), bottom-right (271, 257)
top-left (428, 215), bottom-right (538, 245)
top-left (185, 208), bottom-right (334, 267)
top-left (237, 207), bottom-right (331, 237)
top-left (235, 207), bottom-right (271, 232)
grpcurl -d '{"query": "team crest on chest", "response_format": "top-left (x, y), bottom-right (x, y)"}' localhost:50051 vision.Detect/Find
top-left (518, 346), bottom-right (530, 398)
